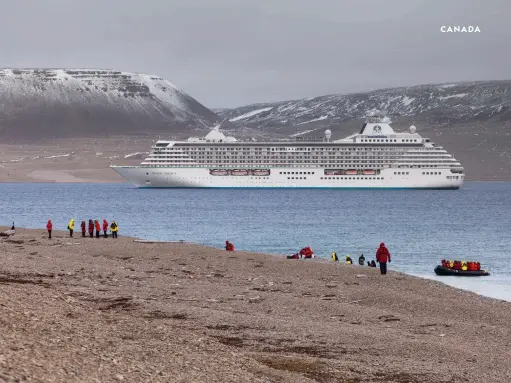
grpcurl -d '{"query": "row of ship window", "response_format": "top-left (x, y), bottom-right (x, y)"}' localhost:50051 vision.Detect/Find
top-left (320, 177), bottom-right (385, 180)
top-left (142, 165), bottom-right (454, 170)
top-left (360, 139), bottom-right (418, 143)
top-left (146, 160), bottom-right (456, 165)
top-left (279, 171), bottom-right (316, 175)
top-left (286, 176), bottom-right (386, 180)
top-left (157, 147), bottom-right (436, 156)
top-left (161, 147), bottom-right (431, 152)
top-left (150, 155), bottom-right (454, 160)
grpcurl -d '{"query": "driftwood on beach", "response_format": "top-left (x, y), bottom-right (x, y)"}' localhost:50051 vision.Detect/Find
top-left (0, 227), bottom-right (510, 382)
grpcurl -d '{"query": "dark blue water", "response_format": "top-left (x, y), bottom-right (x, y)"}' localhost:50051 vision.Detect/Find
top-left (2, 182), bottom-right (511, 301)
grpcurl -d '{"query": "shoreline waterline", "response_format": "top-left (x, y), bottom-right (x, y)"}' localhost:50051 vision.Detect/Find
top-left (234, 247), bottom-right (511, 303)
top-left (2, 225), bottom-right (509, 303)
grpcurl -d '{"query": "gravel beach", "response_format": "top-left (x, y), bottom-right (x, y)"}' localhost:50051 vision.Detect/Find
top-left (1, 227), bottom-right (510, 382)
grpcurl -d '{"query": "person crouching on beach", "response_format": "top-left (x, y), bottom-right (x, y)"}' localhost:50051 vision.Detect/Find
top-left (225, 240), bottom-right (234, 251)
top-left (94, 220), bottom-right (101, 238)
top-left (67, 219), bottom-right (75, 237)
top-left (88, 219), bottom-right (94, 238)
top-left (376, 242), bottom-right (391, 275)
top-left (81, 220), bottom-right (86, 237)
top-left (46, 220), bottom-right (52, 239)
top-left (102, 219), bottom-right (109, 238)
top-left (110, 221), bottom-right (118, 238)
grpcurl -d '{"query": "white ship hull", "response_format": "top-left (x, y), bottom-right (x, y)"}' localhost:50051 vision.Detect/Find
top-left (111, 166), bottom-right (463, 189)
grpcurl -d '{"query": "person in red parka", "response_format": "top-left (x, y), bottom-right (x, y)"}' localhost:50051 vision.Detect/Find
top-left (225, 241), bottom-right (235, 251)
top-left (88, 219), bottom-right (94, 238)
top-left (81, 220), bottom-right (86, 237)
top-left (46, 220), bottom-right (52, 239)
top-left (102, 219), bottom-right (109, 238)
top-left (300, 246), bottom-right (314, 258)
top-left (94, 220), bottom-right (101, 238)
top-left (375, 242), bottom-right (391, 275)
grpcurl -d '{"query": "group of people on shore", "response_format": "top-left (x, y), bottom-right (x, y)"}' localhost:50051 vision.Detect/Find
top-left (45, 219), bottom-right (119, 239)
top-left (281, 242), bottom-right (392, 275)
top-left (332, 243), bottom-right (391, 274)
top-left (337, 253), bottom-right (377, 268)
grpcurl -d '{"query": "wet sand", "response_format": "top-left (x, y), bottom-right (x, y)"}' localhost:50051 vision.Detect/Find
top-left (1, 227), bottom-right (510, 382)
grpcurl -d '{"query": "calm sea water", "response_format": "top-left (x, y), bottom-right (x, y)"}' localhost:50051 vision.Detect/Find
top-left (2, 182), bottom-right (511, 301)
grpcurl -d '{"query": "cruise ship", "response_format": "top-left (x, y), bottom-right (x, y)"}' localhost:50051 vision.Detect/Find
top-left (111, 116), bottom-right (464, 189)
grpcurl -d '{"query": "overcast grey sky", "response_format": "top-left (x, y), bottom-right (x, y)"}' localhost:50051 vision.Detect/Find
top-left (0, 0), bottom-right (509, 107)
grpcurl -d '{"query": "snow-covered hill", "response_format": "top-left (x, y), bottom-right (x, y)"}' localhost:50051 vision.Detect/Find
top-left (218, 81), bottom-right (511, 131)
top-left (0, 69), bottom-right (221, 141)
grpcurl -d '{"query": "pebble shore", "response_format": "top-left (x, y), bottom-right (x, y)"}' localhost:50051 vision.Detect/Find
top-left (1, 227), bottom-right (510, 382)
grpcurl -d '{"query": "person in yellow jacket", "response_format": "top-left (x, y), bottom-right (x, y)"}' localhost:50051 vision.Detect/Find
top-left (110, 221), bottom-right (119, 238)
top-left (345, 254), bottom-right (353, 264)
top-left (331, 252), bottom-right (339, 261)
top-left (67, 218), bottom-right (75, 238)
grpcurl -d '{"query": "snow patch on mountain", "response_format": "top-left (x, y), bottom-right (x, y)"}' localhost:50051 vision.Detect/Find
top-left (229, 107), bottom-right (273, 122)
top-left (217, 81), bottom-right (511, 130)
top-left (297, 115), bottom-right (328, 125)
top-left (290, 128), bottom-right (319, 137)
top-left (439, 93), bottom-right (468, 100)
top-left (44, 154), bottom-right (71, 159)
top-left (401, 96), bottom-right (415, 106)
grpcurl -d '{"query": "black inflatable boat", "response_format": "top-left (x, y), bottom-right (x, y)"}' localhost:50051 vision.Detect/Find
top-left (434, 265), bottom-right (490, 277)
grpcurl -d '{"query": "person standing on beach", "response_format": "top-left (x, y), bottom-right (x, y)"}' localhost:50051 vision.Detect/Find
top-left (94, 220), bottom-right (101, 238)
top-left (46, 220), bottom-right (52, 239)
top-left (67, 219), bottom-right (75, 238)
top-left (88, 219), bottom-right (94, 238)
top-left (110, 221), bottom-right (118, 238)
top-left (102, 219), bottom-right (109, 238)
top-left (331, 252), bottom-right (339, 261)
top-left (80, 220), bottom-right (86, 237)
top-left (376, 242), bottom-right (391, 275)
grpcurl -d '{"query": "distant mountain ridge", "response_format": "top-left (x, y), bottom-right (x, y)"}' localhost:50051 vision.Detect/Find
top-left (217, 81), bottom-right (511, 130)
top-left (0, 68), bottom-right (222, 142)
